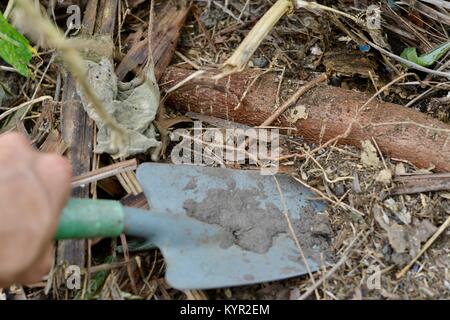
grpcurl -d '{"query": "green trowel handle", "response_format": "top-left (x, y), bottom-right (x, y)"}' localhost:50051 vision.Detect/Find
top-left (55, 199), bottom-right (125, 240)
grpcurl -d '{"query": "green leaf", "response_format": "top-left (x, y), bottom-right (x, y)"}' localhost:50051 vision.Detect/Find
top-left (0, 11), bottom-right (32, 77)
top-left (75, 256), bottom-right (116, 300)
top-left (401, 42), bottom-right (450, 67)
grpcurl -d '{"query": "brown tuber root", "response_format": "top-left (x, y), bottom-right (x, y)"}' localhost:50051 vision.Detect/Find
top-left (162, 67), bottom-right (450, 172)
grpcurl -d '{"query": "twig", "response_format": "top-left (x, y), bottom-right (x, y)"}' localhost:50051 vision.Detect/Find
top-left (87, 261), bottom-right (131, 274)
top-left (71, 159), bottom-right (138, 188)
top-left (23, 27), bottom-right (72, 122)
top-left (235, 69), bottom-right (271, 110)
top-left (238, 0), bottom-right (251, 20)
top-left (146, 0), bottom-right (155, 70)
top-left (0, 66), bottom-right (18, 73)
top-left (120, 234), bottom-right (138, 295)
top-left (219, 0), bottom-right (294, 76)
top-left (299, 232), bottom-right (362, 300)
top-left (358, 73), bottom-right (417, 112)
top-left (425, 57), bottom-right (450, 82)
top-left (291, 175), bottom-right (365, 217)
top-left (185, 290), bottom-right (208, 300)
top-left (372, 137), bottom-right (388, 171)
top-left (273, 176), bottom-right (320, 300)
top-left (4, 0), bottom-right (15, 18)
top-left (175, 51), bottom-right (201, 70)
top-left (0, 96), bottom-right (52, 122)
top-left (213, 0), bottom-right (242, 23)
top-left (275, 66), bottom-right (286, 106)
top-left (260, 73), bottom-right (327, 126)
top-left (302, 147), bottom-right (354, 184)
top-left (396, 215), bottom-right (450, 279)
top-left (164, 70), bottom-right (206, 95)
top-left (118, 171), bottom-right (140, 195)
top-left (405, 87), bottom-right (434, 108)
top-left (419, 0), bottom-right (450, 10)
top-left (404, 82), bottom-right (450, 107)
top-left (294, 0), bottom-right (362, 24)
top-left (367, 40), bottom-right (450, 79)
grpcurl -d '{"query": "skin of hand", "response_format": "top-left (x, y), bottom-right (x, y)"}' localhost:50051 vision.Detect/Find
top-left (0, 133), bottom-right (72, 288)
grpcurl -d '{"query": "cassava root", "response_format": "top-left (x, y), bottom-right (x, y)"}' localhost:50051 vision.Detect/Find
top-left (162, 67), bottom-right (450, 172)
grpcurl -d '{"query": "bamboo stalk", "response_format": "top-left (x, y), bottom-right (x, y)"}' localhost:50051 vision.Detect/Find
top-left (219, 0), bottom-right (293, 77)
top-left (72, 159), bottom-right (138, 188)
top-left (4, 0), bottom-right (15, 18)
top-left (218, 0), bottom-right (364, 78)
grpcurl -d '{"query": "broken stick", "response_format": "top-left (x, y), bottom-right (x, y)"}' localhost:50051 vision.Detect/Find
top-left (396, 215), bottom-right (450, 279)
top-left (392, 173), bottom-right (450, 195)
top-left (260, 73), bottom-right (327, 126)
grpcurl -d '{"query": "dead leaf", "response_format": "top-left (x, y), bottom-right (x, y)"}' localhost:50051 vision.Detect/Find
top-left (380, 289), bottom-right (401, 300)
top-left (361, 140), bottom-right (381, 168)
top-left (412, 219), bottom-right (437, 243)
top-left (383, 198), bottom-right (411, 225)
top-left (77, 57), bottom-right (161, 158)
top-left (39, 130), bottom-right (68, 155)
top-left (376, 169), bottom-right (392, 183)
top-left (386, 224), bottom-right (409, 253)
top-left (155, 115), bottom-right (193, 157)
top-left (395, 163), bottom-right (406, 176)
top-left (374, 205), bottom-right (437, 257)
top-left (375, 207), bottom-right (408, 253)
top-left (288, 104), bottom-right (308, 123)
top-left (155, 116), bottom-right (193, 132)
top-left (407, 219), bottom-right (437, 257)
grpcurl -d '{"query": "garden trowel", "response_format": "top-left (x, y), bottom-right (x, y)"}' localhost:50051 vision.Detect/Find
top-left (57, 163), bottom-right (329, 290)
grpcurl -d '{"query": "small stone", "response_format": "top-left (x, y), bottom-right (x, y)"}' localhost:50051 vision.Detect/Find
top-left (200, 9), bottom-right (225, 29)
top-left (330, 76), bottom-right (342, 87)
top-left (333, 183), bottom-right (345, 197)
top-left (252, 56), bottom-right (269, 68)
top-left (311, 214), bottom-right (333, 237)
top-left (382, 243), bottom-right (392, 256)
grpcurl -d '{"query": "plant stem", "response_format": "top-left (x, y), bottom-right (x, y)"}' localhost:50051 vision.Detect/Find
top-left (15, 0), bottom-right (126, 152)
top-left (220, 0), bottom-right (294, 76)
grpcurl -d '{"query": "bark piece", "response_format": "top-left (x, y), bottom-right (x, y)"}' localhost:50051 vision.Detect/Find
top-left (115, 1), bottom-right (191, 81)
top-left (59, 0), bottom-right (118, 267)
top-left (392, 173), bottom-right (450, 195)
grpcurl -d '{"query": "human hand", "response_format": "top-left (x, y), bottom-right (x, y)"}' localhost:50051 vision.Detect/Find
top-left (0, 133), bottom-right (72, 288)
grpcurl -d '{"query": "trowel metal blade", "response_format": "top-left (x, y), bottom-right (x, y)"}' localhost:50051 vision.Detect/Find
top-left (131, 163), bottom-right (328, 290)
